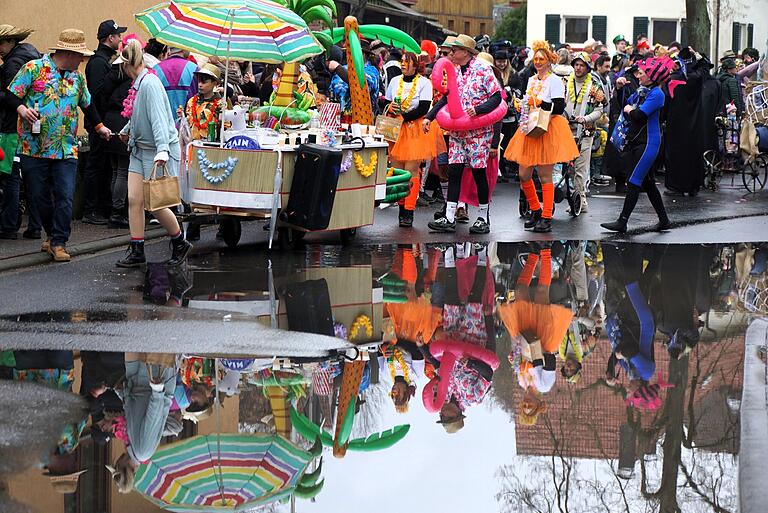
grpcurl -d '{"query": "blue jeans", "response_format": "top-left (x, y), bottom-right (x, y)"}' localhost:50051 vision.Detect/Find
top-left (21, 156), bottom-right (77, 247)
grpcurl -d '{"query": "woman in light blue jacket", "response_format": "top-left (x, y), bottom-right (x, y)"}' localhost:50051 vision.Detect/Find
top-left (117, 40), bottom-right (192, 268)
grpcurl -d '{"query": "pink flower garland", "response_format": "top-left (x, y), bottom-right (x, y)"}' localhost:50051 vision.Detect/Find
top-left (121, 68), bottom-right (156, 119)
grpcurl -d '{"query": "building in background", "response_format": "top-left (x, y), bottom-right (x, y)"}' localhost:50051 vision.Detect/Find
top-left (526, 0), bottom-right (768, 60)
top-left (413, 0), bottom-right (494, 38)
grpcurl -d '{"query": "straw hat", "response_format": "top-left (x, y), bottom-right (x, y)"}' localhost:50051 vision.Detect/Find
top-left (451, 34), bottom-right (478, 55)
top-left (437, 414), bottom-right (465, 434)
top-left (477, 51), bottom-right (500, 73)
top-left (47, 470), bottom-right (87, 494)
top-left (194, 62), bottom-right (222, 81)
top-left (50, 29), bottom-right (94, 56)
top-left (0, 24), bottom-right (34, 41)
top-left (439, 36), bottom-right (456, 50)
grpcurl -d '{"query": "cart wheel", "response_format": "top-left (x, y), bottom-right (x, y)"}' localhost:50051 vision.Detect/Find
top-left (703, 150), bottom-right (722, 191)
top-left (277, 227), bottom-right (305, 250)
top-left (743, 157), bottom-right (768, 193)
top-left (569, 191), bottom-right (582, 217)
top-left (220, 218), bottom-right (242, 248)
top-left (340, 228), bottom-right (357, 246)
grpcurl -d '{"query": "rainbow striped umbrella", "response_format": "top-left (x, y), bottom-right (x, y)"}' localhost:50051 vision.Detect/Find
top-left (135, 0), bottom-right (323, 63)
top-left (134, 433), bottom-right (313, 512)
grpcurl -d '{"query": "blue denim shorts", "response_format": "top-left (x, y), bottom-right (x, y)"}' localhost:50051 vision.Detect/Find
top-left (129, 144), bottom-right (180, 180)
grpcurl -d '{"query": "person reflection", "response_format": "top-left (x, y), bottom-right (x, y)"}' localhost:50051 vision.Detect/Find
top-left (380, 245), bottom-right (442, 413)
top-left (603, 244), bottom-right (657, 387)
top-left (421, 243), bottom-right (500, 434)
top-left (498, 243), bottom-right (573, 426)
top-left (108, 354), bottom-right (178, 493)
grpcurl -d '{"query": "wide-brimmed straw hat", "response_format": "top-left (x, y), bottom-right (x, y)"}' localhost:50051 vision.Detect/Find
top-left (451, 34), bottom-right (478, 55)
top-left (437, 413), bottom-right (466, 434)
top-left (194, 63), bottom-right (222, 81)
top-left (46, 470), bottom-right (87, 494)
top-left (0, 24), bottom-right (34, 41)
top-left (439, 36), bottom-right (456, 50)
top-left (50, 29), bottom-right (94, 56)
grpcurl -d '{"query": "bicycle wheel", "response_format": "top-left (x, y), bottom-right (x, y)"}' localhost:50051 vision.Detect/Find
top-left (743, 156), bottom-right (768, 193)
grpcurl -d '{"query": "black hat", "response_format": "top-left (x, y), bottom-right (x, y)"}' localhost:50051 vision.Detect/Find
top-left (493, 50), bottom-right (510, 60)
top-left (97, 20), bottom-right (127, 40)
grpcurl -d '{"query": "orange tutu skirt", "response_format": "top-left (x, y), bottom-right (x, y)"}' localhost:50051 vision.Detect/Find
top-left (387, 297), bottom-right (443, 344)
top-left (390, 118), bottom-right (440, 163)
top-left (504, 115), bottom-right (580, 168)
top-left (498, 300), bottom-right (574, 354)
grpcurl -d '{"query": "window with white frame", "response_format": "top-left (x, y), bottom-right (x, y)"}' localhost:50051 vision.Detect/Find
top-left (652, 19), bottom-right (678, 45)
top-left (564, 17), bottom-right (589, 44)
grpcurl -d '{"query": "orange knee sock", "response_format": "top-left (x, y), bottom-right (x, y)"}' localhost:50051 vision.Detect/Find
top-left (539, 249), bottom-right (552, 286)
top-left (521, 180), bottom-right (541, 211)
top-left (541, 183), bottom-right (554, 219)
top-left (517, 253), bottom-right (540, 286)
top-left (402, 171), bottom-right (421, 211)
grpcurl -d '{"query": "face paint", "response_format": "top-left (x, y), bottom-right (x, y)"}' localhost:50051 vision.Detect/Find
top-left (533, 55), bottom-right (548, 67)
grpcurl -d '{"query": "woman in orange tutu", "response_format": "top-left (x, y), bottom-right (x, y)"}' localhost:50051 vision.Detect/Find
top-left (498, 244), bottom-right (573, 394)
top-left (505, 40), bottom-right (579, 233)
top-left (384, 52), bottom-right (438, 227)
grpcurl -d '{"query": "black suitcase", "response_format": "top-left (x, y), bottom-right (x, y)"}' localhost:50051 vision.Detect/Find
top-left (282, 279), bottom-right (334, 336)
top-left (280, 144), bottom-right (343, 230)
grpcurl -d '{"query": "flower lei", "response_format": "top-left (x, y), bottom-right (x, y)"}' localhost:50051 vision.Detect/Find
top-left (198, 149), bottom-right (238, 184)
top-left (340, 151), bottom-right (354, 173)
top-left (349, 314), bottom-right (373, 340)
top-left (567, 72), bottom-right (592, 106)
top-left (393, 74), bottom-right (421, 113)
top-left (121, 68), bottom-right (156, 119)
top-left (353, 151), bottom-right (377, 178)
top-left (520, 72), bottom-right (550, 129)
top-left (387, 346), bottom-right (411, 385)
top-left (190, 96), bottom-right (221, 130)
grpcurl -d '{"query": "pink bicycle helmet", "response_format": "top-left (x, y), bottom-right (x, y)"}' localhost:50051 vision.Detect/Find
top-left (637, 56), bottom-right (675, 84)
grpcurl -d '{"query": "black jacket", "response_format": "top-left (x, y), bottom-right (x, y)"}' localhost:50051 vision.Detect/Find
top-left (0, 42), bottom-right (41, 133)
top-left (100, 65), bottom-right (132, 154)
top-left (85, 43), bottom-right (117, 125)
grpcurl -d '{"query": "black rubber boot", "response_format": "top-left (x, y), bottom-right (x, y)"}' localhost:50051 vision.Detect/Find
top-left (601, 218), bottom-right (628, 233)
top-left (400, 209), bottom-right (414, 228)
top-left (116, 241), bottom-right (146, 268)
top-left (168, 236), bottom-right (193, 266)
top-left (533, 217), bottom-right (552, 233)
top-left (524, 209), bottom-right (542, 229)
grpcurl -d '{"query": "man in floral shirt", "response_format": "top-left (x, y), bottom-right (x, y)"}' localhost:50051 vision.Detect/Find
top-left (10, 29), bottom-right (111, 261)
top-left (426, 35), bottom-right (502, 235)
top-left (564, 52), bottom-right (605, 212)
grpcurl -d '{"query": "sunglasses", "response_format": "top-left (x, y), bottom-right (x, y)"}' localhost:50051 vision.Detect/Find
top-left (440, 51), bottom-right (450, 56)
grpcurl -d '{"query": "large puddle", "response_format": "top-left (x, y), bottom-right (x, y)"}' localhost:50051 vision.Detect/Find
top-left (1, 242), bottom-right (765, 512)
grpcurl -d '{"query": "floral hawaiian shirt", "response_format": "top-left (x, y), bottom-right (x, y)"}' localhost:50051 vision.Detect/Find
top-left (447, 358), bottom-right (492, 412)
top-left (13, 367), bottom-right (88, 454)
top-left (9, 54), bottom-right (91, 159)
top-left (453, 58), bottom-right (502, 138)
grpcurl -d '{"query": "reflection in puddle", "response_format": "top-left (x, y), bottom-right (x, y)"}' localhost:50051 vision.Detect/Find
top-left (1, 242), bottom-right (765, 512)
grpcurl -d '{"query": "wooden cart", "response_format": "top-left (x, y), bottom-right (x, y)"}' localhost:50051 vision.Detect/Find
top-left (182, 140), bottom-right (389, 248)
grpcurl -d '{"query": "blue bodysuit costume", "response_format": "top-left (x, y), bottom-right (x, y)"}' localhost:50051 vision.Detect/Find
top-left (602, 84), bottom-right (670, 232)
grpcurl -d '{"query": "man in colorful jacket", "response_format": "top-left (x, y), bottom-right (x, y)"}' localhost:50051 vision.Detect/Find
top-left (564, 52), bottom-right (605, 212)
top-left (153, 47), bottom-right (198, 123)
top-left (10, 29), bottom-right (111, 262)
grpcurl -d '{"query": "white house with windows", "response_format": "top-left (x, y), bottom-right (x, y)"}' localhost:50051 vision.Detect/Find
top-left (527, 0), bottom-right (768, 60)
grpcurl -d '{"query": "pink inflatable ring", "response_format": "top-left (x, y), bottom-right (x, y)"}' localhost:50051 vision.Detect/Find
top-left (431, 57), bottom-right (507, 132)
top-left (422, 339), bottom-right (500, 413)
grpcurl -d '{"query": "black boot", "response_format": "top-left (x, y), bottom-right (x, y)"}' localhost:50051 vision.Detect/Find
top-left (644, 181), bottom-right (670, 232)
top-left (524, 209), bottom-right (542, 229)
top-left (400, 209), bottom-right (414, 228)
top-left (600, 217), bottom-right (628, 233)
top-left (398, 205), bottom-right (407, 226)
top-left (602, 184), bottom-right (640, 233)
top-left (116, 241), bottom-right (146, 268)
top-left (168, 235), bottom-right (193, 266)
top-left (533, 217), bottom-right (552, 233)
